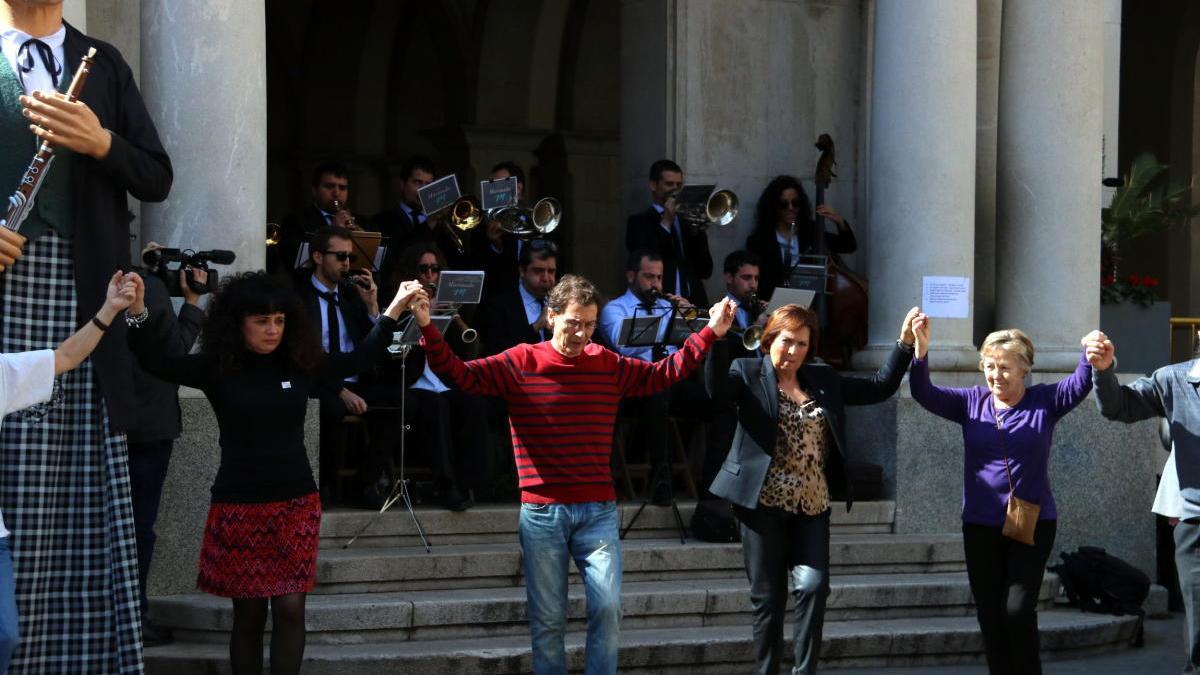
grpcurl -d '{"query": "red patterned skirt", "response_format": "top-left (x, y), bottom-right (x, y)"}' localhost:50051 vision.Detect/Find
top-left (196, 492), bottom-right (322, 598)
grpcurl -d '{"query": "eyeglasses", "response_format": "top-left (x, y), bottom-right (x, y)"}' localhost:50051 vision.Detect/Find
top-left (778, 198), bottom-right (801, 209)
top-left (417, 264), bottom-right (442, 274)
top-left (322, 251), bottom-right (352, 261)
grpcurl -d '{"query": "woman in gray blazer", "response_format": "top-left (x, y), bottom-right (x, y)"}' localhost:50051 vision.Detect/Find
top-left (706, 304), bottom-right (917, 674)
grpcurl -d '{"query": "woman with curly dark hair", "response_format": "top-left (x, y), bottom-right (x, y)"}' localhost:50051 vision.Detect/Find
top-left (125, 271), bottom-right (422, 674)
top-left (746, 175), bottom-right (857, 301)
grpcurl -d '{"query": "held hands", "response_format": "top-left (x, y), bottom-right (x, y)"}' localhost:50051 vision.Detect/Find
top-left (385, 280), bottom-right (428, 322)
top-left (1081, 330), bottom-right (1115, 370)
top-left (0, 228), bottom-right (26, 273)
top-left (706, 297), bottom-right (737, 338)
top-left (912, 313), bottom-right (931, 360)
top-left (20, 91), bottom-right (111, 159)
top-left (339, 387), bottom-right (368, 415)
top-left (898, 306), bottom-right (921, 347)
top-left (102, 270), bottom-right (140, 324)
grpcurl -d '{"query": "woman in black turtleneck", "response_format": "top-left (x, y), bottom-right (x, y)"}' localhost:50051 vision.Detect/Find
top-left (126, 271), bottom-right (420, 675)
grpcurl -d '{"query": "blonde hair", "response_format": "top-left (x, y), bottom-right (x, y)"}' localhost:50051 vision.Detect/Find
top-left (979, 329), bottom-right (1035, 372)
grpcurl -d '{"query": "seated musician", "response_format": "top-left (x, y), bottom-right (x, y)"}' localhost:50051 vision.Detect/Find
top-left (476, 239), bottom-right (557, 358)
top-left (273, 161), bottom-right (367, 281)
top-left (299, 227), bottom-right (400, 508)
top-left (745, 174), bottom-right (855, 301)
top-left (599, 249), bottom-right (710, 505)
top-left (391, 242), bottom-right (484, 511)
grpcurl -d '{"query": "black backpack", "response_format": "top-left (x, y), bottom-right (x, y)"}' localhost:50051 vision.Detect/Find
top-left (690, 499), bottom-right (741, 543)
top-left (1049, 546), bottom-right (1149, 646)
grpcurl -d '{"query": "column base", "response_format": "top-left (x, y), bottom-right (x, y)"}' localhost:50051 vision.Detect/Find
top-left (852, 343), bottom-right (980, 372)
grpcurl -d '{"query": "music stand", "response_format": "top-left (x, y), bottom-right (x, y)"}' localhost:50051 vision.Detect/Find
top-left (342, 314), bottom-right (452, 553)
top-left (617, 303), bottom-right (689, 544)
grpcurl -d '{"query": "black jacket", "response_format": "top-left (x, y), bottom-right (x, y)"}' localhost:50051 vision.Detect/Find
top-left (60, 24), bottom-right (173, 432)
top-left (476, 286), bottom-right (541, 357)
top-left (625, 206), bottom-right (713, 306)
top-left (704, 340), bottom-right (911, 511)
top-left (128, 273), bottom-right (203, 444)
top-left (297, 276), bottom-right (377, 351)
top-left (746, 222), bottom-right (857, 302)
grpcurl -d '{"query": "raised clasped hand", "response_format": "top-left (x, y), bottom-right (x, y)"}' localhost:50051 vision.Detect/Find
top-left (1081, 330), bottom-right (1114, 370)
top-left (706, 297), bottom-right (736, 338)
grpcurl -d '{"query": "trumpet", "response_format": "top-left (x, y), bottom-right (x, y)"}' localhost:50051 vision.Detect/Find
top-left (666, 187), bottom-right (739, 229)
top-left (266, 222), bottom-right (281, 246)
top-left (730, 324), bottom-right (764, 352)
top-left (429, 195), bottom-right (482, 255)
top-left (331, 199), bottom-right (359, 230)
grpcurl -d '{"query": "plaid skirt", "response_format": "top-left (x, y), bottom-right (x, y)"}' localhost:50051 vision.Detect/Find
top-left (197, 492), bottom-right (322, 598)
top-left (0, 232), bottom-right (143, 674)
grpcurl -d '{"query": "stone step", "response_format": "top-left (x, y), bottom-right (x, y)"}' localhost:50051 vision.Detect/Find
top-left (311, 533), bottom-right (965, 593)
top-left (149, 572), bottom-right (1057, 644)
top-left (144, 609), bottom-right (1139, 674)
top-left (319, 500), bottom-right (897, 548)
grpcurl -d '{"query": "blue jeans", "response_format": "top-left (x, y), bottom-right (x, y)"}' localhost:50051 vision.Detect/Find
top-left (519, 501), bottom-right (622, 675)
top-left (0, 537), bottom-right (18, 671)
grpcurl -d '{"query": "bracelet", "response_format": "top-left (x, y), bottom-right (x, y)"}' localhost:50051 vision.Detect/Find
top-left (91, 316), bottom-right (110, 332)
top-left (125, 307), bottom-right (150, 328)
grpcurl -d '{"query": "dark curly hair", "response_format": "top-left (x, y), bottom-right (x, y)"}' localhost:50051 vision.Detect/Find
top-left (751, 175), bottom-right (813, 240)
top-left (199, 271), bottom-right (324, 374)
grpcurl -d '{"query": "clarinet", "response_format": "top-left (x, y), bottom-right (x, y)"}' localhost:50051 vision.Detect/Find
top-left (0, 47), bottom-right (98, 237)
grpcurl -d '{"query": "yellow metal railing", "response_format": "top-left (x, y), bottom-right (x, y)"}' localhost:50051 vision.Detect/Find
top-left (1170, 317), bottom-right (1200, 363)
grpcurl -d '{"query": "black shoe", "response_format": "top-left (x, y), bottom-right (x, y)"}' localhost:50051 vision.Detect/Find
top-left (358, 476), bottom-right (392, 510)
top-left (442, 485), bottom-right (472, 512)
top-left (142, 619), bottom-right (173, 647)
top-left (651, 481), bottom-right (673, 507)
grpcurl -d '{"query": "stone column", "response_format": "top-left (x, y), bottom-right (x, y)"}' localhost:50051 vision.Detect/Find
top-left (138, 0), bottom-right (267, 273)
top-left (856, 0), bottom-right (978, 370)
top-left (974, 0), bottom-right (1002, 345)
top-left (995, 0), bottom-right (1102, 370)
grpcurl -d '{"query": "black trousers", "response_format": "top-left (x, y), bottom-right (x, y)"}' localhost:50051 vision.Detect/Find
top-left (961, 519), bottom-right (1057, 675)
top-left (405, 388), bottom-right (487, 490)
top-left (318, 380), bottom-right (403, 498)
top-left (735, 504), bottom-right (831, 675)
top-left (127, 438), bottom-right (174, 617)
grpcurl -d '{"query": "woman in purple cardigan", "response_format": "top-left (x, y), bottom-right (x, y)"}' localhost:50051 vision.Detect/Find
top-left (908, 315), bottom-right (1092, 675)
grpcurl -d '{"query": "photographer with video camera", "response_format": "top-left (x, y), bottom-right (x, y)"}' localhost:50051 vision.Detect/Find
top-left (126, 242), bottom-right (215, 645)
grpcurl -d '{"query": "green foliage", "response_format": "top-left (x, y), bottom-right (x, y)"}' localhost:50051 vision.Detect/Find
top-left (1101, 152), bottom-right (1200, 245)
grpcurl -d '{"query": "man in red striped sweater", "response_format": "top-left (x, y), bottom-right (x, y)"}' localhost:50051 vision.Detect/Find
top-left (411, 274), bottom-right (735, 675)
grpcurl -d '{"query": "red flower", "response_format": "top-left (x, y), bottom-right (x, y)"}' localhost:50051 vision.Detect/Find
top-left (1127, 274), bottom-right (1141, 286)
top-left (1102, 274), bottom-right (1115, 287)
top-left (1142, 275), bottom-right (1160, 288)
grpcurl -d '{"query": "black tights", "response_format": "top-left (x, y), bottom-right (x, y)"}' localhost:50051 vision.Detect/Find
top-left (230, 593), bottom-right (307, 675)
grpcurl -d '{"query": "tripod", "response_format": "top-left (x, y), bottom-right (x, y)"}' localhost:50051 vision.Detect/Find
top-left (619, 299), bottom-right (688, 544)
top-left (343, 341), bottom-right (431, 552)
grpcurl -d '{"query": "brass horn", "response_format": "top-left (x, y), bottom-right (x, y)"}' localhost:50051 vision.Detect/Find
top-left (668, 187), bottom-right (739, 229)
top-left (432, 195), bottom-right (482, 255)
top-left (266, 222), bottom-right (281, 246)
top-left (490, 197), bottom-right (562, 238)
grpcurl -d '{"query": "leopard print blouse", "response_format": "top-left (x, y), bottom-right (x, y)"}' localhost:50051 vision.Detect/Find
top-left (757, 390), bottom-right (830, 515)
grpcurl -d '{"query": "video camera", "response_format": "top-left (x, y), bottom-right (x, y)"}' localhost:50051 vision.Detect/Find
top-left (141, 247), bottom-right (236, 297)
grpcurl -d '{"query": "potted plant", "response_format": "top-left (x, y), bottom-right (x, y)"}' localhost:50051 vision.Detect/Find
top-left (1099, 152), bottom-right (1199, 373)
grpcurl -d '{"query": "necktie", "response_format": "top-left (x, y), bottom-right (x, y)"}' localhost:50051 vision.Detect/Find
top-left (668, 221), bottom-right (687, 298)
top-left (536, 297), bottom-right (548, 342)
top-left (16, 38), bottom-right (60, 91)
top-left (321, 290), bottom-right (341, 355)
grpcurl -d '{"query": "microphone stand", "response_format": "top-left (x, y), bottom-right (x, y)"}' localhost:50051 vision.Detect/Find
top-left (620, 291), bottom-right (687, 544)
top-left (342, 337), bottom-right (431, 552)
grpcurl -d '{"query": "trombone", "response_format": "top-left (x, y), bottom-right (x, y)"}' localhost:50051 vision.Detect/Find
top-left (667, 187), bottom-right (739, 229)
top-left (489, 197), bottom-right (562, 238)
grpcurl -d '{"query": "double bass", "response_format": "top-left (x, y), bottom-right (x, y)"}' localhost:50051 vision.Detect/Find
top-left (811, 134), bottom-right (869, 368)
